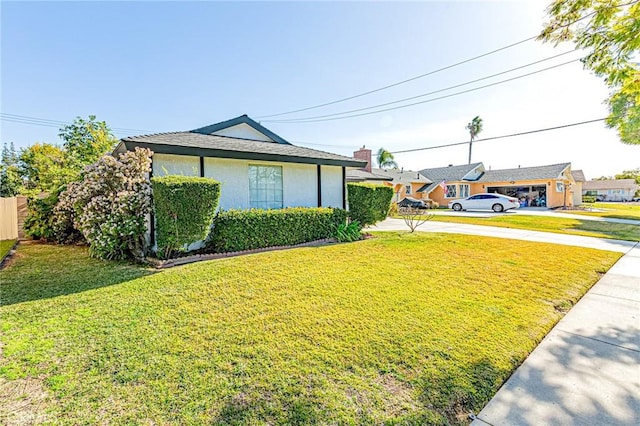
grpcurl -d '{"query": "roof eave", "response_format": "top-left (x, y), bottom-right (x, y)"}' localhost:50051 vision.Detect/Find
top-left (121, 140), bottom-right (366, 168)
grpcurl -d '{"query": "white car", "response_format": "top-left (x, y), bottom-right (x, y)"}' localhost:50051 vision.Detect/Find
top-left (448, 193), bottom-right (520, 213)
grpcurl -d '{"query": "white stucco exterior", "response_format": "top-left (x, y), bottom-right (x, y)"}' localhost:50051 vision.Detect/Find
top-left (282, 163), bottom-right (317, 208)
top-left (153, 153), bottom-right (200, 177)
top-left (211, 123), bottom-right (274, 142)
top-left (203, 157), bottom-right (250, 210)
top-left (321, 165), bottom-right (343, 208)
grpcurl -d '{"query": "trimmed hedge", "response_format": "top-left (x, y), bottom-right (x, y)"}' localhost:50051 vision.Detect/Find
top-left (347, 183), bottom-right (394, 226)
top-left (582, 195), bottom-right (596, 203)
top-left (152, 175), bottom-right (221, 258)
top-left (207, 207), bottom-right (347, 253)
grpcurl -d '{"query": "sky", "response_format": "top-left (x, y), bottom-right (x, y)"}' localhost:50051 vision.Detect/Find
top-left (1, 0), bottom-right (638, 179)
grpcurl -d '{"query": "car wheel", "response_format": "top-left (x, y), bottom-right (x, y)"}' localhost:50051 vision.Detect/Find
top-left (452, 203), bottom-right (462, 211)
top-left (492, 203), bottom-right (504, 213)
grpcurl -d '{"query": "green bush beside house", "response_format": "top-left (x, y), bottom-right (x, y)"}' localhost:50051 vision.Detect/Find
top-left (347, 183), bottom-right (394, 227)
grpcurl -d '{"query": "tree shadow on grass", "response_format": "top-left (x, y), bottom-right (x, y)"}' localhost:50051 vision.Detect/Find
top-left (569, 219), bottom-right (640, 242)
top-left (0, 242), bottom-right (156, 307)
top-left (474, 324), bottom-right (640, 425)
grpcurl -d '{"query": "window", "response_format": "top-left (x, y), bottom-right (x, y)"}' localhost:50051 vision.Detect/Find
top-left (556, 182), bottom-right (564, 193)
top-left (249, 165), bottom-right (283, 209)
top-left (459, 184), bottom-right (470, 198)
top-left (445, 185), bottom-right (457, 198)
top-left (405, 185), bottom-right (411, 195)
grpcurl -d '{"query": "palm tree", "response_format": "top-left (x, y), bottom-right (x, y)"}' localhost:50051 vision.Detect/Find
top-left (465, 116), bottom-right (483, 164)
top-left (377, 148), bottom-right (398, 169)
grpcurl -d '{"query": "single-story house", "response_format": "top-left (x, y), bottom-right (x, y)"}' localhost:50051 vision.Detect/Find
top-left (582, 179), bottom-right (639, 201)
top-left (415, 162), bottom-right (578, 209)
top-left (346, 147), bottom-right (432, 203)
top-left (571, 169), bottom-right (586, 206)
top-left (115, 115), bottom-right (366, 212)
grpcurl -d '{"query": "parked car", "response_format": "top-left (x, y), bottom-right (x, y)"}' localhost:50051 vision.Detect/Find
top-left (398, 197), bottom-right (429, 209)
top-left (448, 193), bottom-right (520, 213)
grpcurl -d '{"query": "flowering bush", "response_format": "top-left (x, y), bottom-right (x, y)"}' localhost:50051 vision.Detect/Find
top-left (54, 148), bottom-right (152, 260)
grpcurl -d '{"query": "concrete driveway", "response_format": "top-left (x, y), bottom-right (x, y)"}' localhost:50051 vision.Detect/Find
top-left (369, 218), bottom-right (640, 425)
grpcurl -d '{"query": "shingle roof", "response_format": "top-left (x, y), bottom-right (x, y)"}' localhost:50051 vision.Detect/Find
top-left (478, 163), bottom-right (571, 182)
top-left (345, 169), bottom-right (393, 182)
top-left (371, 168), bottom-right (432, 184)
top-left (119, 132), bottom-right (366, 168)
top-left (583, 179), bottom-right (638, 190)
top-left (191, 114), bottom-right (291, 145)
top-left (419, 163), bottom-right (483, 182)
top-left (571, 169), bottom-right (586, 182)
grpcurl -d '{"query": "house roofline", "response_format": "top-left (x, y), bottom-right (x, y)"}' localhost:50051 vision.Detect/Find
top-left (190, 114), bottom-right (292, 145)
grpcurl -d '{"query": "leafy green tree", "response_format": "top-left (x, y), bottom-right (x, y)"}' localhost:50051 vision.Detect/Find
top-left (465, 116), bottom-right (483, 164)
top-left (59, 115), bottom-right (118, 175)
top-left (539, 0), bottom-right (640, 144)
top-left (19, 143), bottom-right (73, 197)
top-left (376, 148), bottom-right (398, 169)
top-left (0, 142), bottom-right (22, 197)
top-left (615, 168), bottom-right (640, 195)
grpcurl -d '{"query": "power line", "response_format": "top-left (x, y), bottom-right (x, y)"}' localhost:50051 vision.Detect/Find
top-left (390, 118), bottom-right (607, 154)
top-left (262, 58), bottom-right (581, 124)
top-left (255, 1), bottom-right (637, 120)
top-left (263, 50), bottom-right (577, 123)
top-left (0, 113), bottom-right (154, 134)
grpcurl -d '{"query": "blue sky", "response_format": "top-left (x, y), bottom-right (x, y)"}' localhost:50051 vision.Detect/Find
top-left (2, 1), bottom-right (638, 178)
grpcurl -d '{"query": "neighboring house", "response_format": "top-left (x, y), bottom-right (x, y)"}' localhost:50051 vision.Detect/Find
top-left (346, 147), bottom-right (431, 203)
top-left (416, 162), bottom-right (578, 209)
top-left (571, 169), bottom-right (586, 205)
top-left (582, 179), bottom-right (639, 201)
top-left (115, 115), bottom-right (366, 212)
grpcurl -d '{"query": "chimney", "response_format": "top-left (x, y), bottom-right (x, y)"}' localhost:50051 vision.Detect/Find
top-left (353, 145), bottom-right (372, 172)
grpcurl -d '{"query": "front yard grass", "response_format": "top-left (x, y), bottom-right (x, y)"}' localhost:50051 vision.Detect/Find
top-left (424, 214), bottom-right (640, 241)
top-left (0, 235), bottom-right (621, 424)
top-left (0, 239), bottom-right (16, 260)
top-left (568, 202), bottom-right (640, 221)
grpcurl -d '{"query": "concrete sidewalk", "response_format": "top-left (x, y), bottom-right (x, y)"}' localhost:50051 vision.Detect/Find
top-left (371, 218), bottom-right (640, 425)
top-left (471, 243), bottom-right (640, 426)
top-left (369, 218), bottom-right (636, 253)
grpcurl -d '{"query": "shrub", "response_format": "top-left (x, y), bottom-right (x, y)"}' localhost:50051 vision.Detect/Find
top-left (207, 207), bottom-right (346, 253)
top-left (388, 202), bottom-right (399, 216)
top-left (24, 191), bottom-right (59, 241)
top-left (151, 175), bottom-right (221, 259)
top-left (55, 147), bottom-right (152, 260)
top-left (426, 200), bottom-right (440, 209)
top-left (347, 183), bottom-right (394, 227)
top-left (582, 195), bottom-right (596, 204)
top-left (335, 220), bottom-right (362, 242)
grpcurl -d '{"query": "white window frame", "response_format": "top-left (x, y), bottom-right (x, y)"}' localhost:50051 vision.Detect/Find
top-left (445, 184), bottom-right (457, 198)
top-left (459, 184), bottom-right (470, 198)
top-left (556, 182), bottom-right (564, 193)
top-left (249, 164), bottom-right (283, 210)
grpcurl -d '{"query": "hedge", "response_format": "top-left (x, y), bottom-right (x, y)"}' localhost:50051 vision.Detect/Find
top-left (347, 183), bottom-right (394, 226)
top-left (207, 207), bottom-right (347, 253)
top-left (152, 175), bottom-right (221, 258)
top-left (582, 195), bottom-right (596, 203)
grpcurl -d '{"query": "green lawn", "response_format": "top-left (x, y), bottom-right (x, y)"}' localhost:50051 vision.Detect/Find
top-left (0, 239), bottom-right (16, 260)
top-left (422, 214), bottom-right (640, 241)
top-left (0, 236), bottom-right (620, 424)
top-left (568, 202), bottom-right (640, 221)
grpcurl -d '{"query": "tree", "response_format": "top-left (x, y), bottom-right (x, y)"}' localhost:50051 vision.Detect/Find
top-left (18, 143), bottom-right (73, 197)
top-left (465, 116), bottom-right (483, 164)
top-left (615, 168), bottom-right (640, 195)
top-left (376, 148), bottom-right (398, 169)
top-left (0, 142), bottom-right (22, 197)
top-left (58, 115), bottom-right (118, 175)
top-left (539, 0), bottom-right (640, 145)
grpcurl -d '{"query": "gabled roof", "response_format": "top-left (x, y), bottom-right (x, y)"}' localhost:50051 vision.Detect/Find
top-left (371, 168), bottom-right (432, 185)
top-left (572, 169), bottom-right (586, 182)
top-left (419, 162), bottom-right (484, 182)
top-left (117, 132), bottom-right (365, 167)
top-left (191, 114), bottom-right (291, 145)
top-left (479, 163), bottom-right (571, 182)
top-left (583, 179), bottom-right (638, 190)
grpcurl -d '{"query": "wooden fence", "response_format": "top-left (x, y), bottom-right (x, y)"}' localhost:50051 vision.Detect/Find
top-left (0, 196), bottom-right (28, 240)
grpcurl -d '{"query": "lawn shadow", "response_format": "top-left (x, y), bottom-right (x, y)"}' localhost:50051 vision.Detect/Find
top-left (475, 324), bottom-right (640, 425)
top-left (0, 242), bottom-right (157, 307)
top-left (568, 219), bottom-right (640, 242)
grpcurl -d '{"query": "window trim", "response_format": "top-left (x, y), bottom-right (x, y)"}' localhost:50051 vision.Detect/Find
top-left (445, 184), bottom-right (457, 198)
top-left (405, 185), bottom-right (411, 195)
top-left (459, 184), bottom-right (470, 198)
top-left (248, 164), bottom-right (284, 210)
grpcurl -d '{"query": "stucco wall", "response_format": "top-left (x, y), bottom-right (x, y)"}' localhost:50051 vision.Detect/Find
top-left (282, 163), bottom-right (317, 208)
top-left (211, 123), bottom-right (273, 142)
top-left (321, 165), bottom-right (343, 208)
top-left (153, 153), bottom-right (200, 177)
